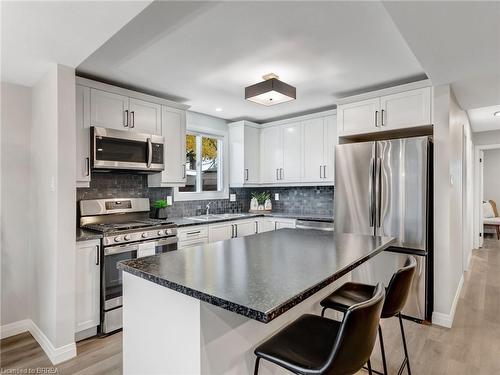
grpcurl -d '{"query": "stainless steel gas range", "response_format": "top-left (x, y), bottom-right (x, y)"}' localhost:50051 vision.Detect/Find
top-left (79, 197), bottom-right (177, 334)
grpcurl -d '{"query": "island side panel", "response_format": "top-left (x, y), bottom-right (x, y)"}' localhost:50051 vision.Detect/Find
top-left (122, 272), bottom-right (201, 375)
top-left (200, 274), bottom-right (350, 375)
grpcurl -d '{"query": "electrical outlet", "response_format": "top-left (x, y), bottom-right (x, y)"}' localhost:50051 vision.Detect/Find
top-left (166, 196), bottom-right (173, 205)
top-left (230, 194), bottom-right (236, 202)
top-left (274, 193), bottom-right (280, 201)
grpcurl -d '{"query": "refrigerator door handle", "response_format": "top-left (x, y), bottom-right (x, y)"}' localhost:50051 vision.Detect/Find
top-left (376, 157), bottom-right (382, 227)
top-left (369, 157), bottom-right (375, 227)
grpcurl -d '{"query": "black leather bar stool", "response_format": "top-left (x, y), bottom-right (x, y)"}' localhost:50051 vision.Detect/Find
top-left (253, 283), bottom-right (385, 375)
top-left (320, 256), bottom-right (417, 375)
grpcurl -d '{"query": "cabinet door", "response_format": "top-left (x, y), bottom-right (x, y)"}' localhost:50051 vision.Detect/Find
top-left (303, 118), bottom-right (325, 182)
top-left (90, 89), bottom-right (128, 130)
top-left (380, 87), bottom-right (431, 130)
top-left (257, 219), bottom-right (276, 233)
top-left (337, 98), bottom-right (380, 135)
top-left (208, 223), bottom-right (234, 243)
top-left (235, 220), bottom-right (258, 238)
top-left (275, 220), bottom-right (296, 229)
top-left (244, 126), bottom-right (260, 184)
top-left (76, 85), bottom-right (91, 186)
top-left (260, 126), bottom-right (283, 183)
top-left (281, 122), bottom-right (302, 182)
top-left (229, 124), bottom-right (245, 187)
top-left (75, 241), bottom-right (100, 333)
top-left (323, 115), bottom-right (336, 182)
top-left (178, 238), bottom-right (209, 250)
top-left (129, 98), bottom-right (161, 135)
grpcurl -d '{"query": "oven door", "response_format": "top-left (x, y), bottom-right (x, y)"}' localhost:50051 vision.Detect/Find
top-left (103, 243), bottom-right (139, 311)
top-left (91, 126), bottom-right (164, 172)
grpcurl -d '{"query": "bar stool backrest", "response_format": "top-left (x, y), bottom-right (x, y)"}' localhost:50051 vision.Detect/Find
top-left (382, 256), bottom-right (417, 318)
top-left (322, 283), bottom-right (385, 375)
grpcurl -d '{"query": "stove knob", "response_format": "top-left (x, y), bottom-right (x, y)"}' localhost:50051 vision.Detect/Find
top-left (124, 234), bottom-right (131, 241)
top-left (114, 236), bottom-right (121, 243)
top-left (165, 229), bottom-right (171, 235)
top-left (158, 230), bottom-right (163, 236)
top-left (141, 233), bottom-right (148, 239)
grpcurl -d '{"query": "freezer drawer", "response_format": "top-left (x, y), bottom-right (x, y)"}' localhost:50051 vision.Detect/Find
top-left (351, 250), bottom-right (427, 321)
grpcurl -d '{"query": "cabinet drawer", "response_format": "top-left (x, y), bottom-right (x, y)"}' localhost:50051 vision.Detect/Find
top-left (177, 225), bottom-right (208, 241)
top-left (178, 237), bottom-right (209, 250)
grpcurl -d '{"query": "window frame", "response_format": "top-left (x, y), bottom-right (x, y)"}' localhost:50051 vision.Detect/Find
top-left (174, 129), bottom-right (229, 202)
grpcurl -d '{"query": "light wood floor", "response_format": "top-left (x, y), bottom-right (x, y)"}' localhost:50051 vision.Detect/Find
top-left (2, 238), bottom-right (500, 374)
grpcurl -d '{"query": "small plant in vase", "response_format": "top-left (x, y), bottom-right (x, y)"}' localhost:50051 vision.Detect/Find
top-left (251, 192), bottom-right (271, 211)
top-left (152, 199), bottom-right (169, 219)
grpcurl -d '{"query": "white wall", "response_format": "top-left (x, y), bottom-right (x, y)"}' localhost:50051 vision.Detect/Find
top-left (186, 111), bottom-right (228, 135)
top-left (473, 130), bottom-right (500, 146)
top-left (1, 82), bottom-right (33, 326)
top-left (483, 149), bottom-right (500, 208)
top-left (30, 64), bottom-right (76, 357)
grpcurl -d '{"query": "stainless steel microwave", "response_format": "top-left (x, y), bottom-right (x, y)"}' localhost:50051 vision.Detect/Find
top-left (91, 126), bottom-right (164, 173)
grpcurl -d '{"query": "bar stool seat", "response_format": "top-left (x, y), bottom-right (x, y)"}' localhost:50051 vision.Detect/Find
top-left (320, 282), bottom-right (375, 315)
top-left (255, 314), bottom-right (341, 373)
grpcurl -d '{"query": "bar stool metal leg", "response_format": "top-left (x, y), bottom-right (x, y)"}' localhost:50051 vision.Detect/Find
top-left (254, 357), bottom-right (260, 375)
top-left (397, 313), bottom-right (412, 375)
top-left (321, 307), bottom-right (327, 317)
top-left (367, 359), bottom-right (373, 375)
top-left (378, 324), bottom-right (388, 375)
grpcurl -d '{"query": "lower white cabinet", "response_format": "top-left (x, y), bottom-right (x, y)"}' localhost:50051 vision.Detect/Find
top-left (275, 219), bottom-right (296, 229)
top-left (233, 219), bottom-right (258, 237)
top-left (75, 240), bottom-right (100, 335)
top-left (177, 226), bottom-right (209, 249)
top-left (257, 217), bottom-right (296, 232)
top-left (208, 222), bottom-right (234, 243)
top-left (178, 237), bottom-right (209, 250)
top-left (256, 218), bottom-right (276, 233)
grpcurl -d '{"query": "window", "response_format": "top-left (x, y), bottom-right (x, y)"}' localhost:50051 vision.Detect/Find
top-left (175, 131), bottom-right (228, 201)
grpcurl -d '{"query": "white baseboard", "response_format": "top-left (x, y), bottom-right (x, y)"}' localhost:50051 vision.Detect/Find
top-left (0, 319), bottom-right (31, 339)
top-left (432, 275), bottom-right (464, 328)
top-left (0, 319), bottom-right (76, 365)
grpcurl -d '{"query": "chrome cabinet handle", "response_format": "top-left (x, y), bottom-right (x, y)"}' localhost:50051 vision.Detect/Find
top-left (320, 165), bottom-right (323, 179)
top-left (374, 110), bottom-right (379, 127)
top-left (381, 109), bottom-right (385, 126)
top-left (124, 110), bottom-right (129, 127)
top-left (231, 225), bottom-right (235, 238)
top-left (276, 169), bottom-right (279, 181)
top-left (280, 168), bottom-right (284, 180)
top-left (85, 157), bottom-right (90, 177)
top-left (323, 165), bottom-right (327, 179)
top-left (147, 138), bottom-right (152, 168)
top-left (245, 168), bottom-right (249, 181)
top-left (255, 221), bottom-right (258, 234)
top-left (130, 111), bottom-right (135, 128)
top-left (187, 230), bottom-right (201, 235)
top-left (182, 164), bottom-right (186, 179)
top-left (234, 224), bottom-right (238, 238)
top-left (95, 245), bottom-right (100, 266)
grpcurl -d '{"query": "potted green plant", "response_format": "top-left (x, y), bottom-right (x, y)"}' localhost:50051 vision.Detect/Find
top-left (251, 192), bottom-right (271, 211)
top-left (152, 199), bottom-right (169, 219)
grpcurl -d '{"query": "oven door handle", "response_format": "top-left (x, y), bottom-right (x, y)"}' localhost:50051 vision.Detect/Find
top-left (147, 137), bottom-right (153, 168)
top-left (138, 237), bottom-right (178, 247)
top-left (104, 243), bottom-right (139, 256)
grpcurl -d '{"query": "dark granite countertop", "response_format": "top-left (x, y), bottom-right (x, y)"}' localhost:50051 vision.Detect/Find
top-left (118, 229), bottom-right (394, 323)
top-left (171, 212), bottom-right (333, 228)
top-left (76, 228), bottom-right (103, 242)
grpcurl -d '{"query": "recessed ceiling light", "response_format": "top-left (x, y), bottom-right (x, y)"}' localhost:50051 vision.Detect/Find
top-left (494, 111), bottom-right (500, 117)
top-left (215, 108), bottom-right (222, 112)
top-left (245, 73), bottom-right (296, 106)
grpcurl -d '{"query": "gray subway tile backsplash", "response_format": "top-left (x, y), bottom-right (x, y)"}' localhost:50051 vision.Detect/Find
top-left (77, 173), bottom-right (333, 218)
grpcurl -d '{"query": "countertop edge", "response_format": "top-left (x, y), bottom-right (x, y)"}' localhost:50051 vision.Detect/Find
top-left (118, 236), bottom-right (395, 323)
top-left (173, 213), bottom-right (333, 227)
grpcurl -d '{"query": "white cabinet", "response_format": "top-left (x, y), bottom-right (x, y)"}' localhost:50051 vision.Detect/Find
top-left (89, 89), bottom-right (161, 135)
top-left (90, 89), bottom-right (129, 130)
top-left (178, 237), bottom-right (209, 250)
top-left (303, 115), bottom-right (336, 183)
top-left (208, 222), bottom-right (234, 243)
top-left (275, 219), bottom-right (296, 229)
top-left (177, 225), bottom-right (208, 249)
top-left (281, 122), bottom-right (302, 183)
top-left (380, 87), bottom-right (431, 130)
top-left (337, 98), bottom-right (380, 136)
top-left (128, 98), bottom-right (161, 134)
top-left (229, 121), bottom-right (260, 187)
top-left (234, 219), bottom-right (258, 237)
top-left (260, 126), bottom-right (283, 184)
top-left (148, 106), bottom-right (187, 187)
top-left (337, 85), bottom-right (432, 136)
top-left (76, 85), bottom-right (91, 187)
top-left (256, 218), bottom-right (276, 233)
top-left (256, 217), bottom-right (296, 231)
top-left (75, 240), bottom-right (100, 335)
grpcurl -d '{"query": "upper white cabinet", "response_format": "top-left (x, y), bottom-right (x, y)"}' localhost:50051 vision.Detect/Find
top-left (128, 98), bottom-right (161, 134)
top-left (337, 84), bottom-right (432, 136)
top-left (303, 115), bottom-right (335, 183)
top-left (260, 126), bottom-right (283, 184)
top-left (148, 106), bottom-right (187, 187)
top-left (379, 87), bottom-right (431, 130)
top-left (229, 121), bottom-right (261, 187)
top-left (75, 239), bottom-right (100, 336)
top-left (281, 122), bottom-right (302, 183)
top-left (90, 89), bottom-right (161, 134)
top-left (76, 85), bottom-right (91, 187)
top-left (337, 98), bottom-right (380, 136)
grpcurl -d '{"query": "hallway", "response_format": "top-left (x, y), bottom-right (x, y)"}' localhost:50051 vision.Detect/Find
top-left (2, 240), bottom-right (500, 374)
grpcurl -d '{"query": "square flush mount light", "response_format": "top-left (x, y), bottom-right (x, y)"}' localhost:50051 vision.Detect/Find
top-left (245, 73), bottom-right (296, 106)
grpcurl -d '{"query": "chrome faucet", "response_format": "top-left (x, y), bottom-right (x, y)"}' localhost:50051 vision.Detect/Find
top-left (206, 202), bottom-right (213, 215)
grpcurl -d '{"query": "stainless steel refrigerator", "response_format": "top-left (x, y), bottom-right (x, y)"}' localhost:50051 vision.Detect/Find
top-left (335, 136), bottom-right (433, 322)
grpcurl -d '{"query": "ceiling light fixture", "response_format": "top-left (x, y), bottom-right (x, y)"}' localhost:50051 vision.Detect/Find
top-left (215, 108), bottom-right (222, 112)
top-left (494, 111), bottom-right (500, 117)
top-left (245, 73), bottom-right (296, 106)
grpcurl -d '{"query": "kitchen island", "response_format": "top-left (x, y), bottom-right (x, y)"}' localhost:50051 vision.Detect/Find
top-left (118, 229), bottom-right (394, 375)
